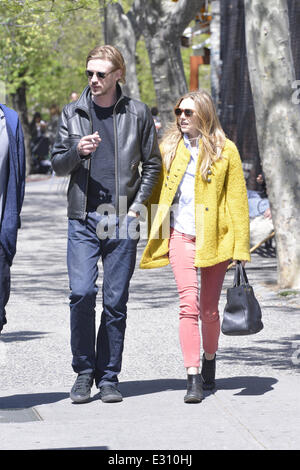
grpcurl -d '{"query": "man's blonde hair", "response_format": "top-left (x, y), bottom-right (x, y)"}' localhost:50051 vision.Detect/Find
top-left (86, 45), bottom-right (126, 84)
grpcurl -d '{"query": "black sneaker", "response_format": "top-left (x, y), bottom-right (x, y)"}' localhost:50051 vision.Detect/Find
top-left (201, 353), bottom-right (216, 390)
top-left (70, 373), bottom-right (93, 403)
top-left (99, 384), bottom-right (123, 403)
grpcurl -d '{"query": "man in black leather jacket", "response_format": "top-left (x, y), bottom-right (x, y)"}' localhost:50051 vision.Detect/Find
top-left (51, 45), bottom-right (161, 404)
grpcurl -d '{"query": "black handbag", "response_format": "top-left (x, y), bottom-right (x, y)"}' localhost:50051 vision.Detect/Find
top-left (221, 262), bottom-right (264, 336)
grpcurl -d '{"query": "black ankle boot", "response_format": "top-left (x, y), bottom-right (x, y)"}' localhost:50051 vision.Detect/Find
top-left (184, 374), bottom-right (203, 403)
top-left (201, 353), bottom-right (216, 390)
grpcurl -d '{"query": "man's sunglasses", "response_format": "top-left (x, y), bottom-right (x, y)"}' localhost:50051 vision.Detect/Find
top-left (174, 108), bottom-right (194, 117)
top-left (85, 69), bottom-right (116, 80)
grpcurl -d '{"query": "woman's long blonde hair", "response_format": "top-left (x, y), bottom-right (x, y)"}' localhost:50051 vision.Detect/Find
top-left (161, 90), bottom-right (226, 180)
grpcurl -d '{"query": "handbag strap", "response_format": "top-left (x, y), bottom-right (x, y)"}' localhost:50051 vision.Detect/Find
top-left (233, 261), bottom-right (250, 287)
top-left (233, 263), bottom-right (240, 286)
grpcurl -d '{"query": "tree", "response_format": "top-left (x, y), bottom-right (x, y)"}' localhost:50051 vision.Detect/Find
top-left (135, 0), bottom-right (204, 127)
top-left (210, 0), bottom-right (221, 109)
top-left (244, 0), bottom-right (300, 288)
top-left (105, 1), bottom-right (141, 99)
top-left (0, 0), bottom-right (94, 173)
top-left (0, 0), bottom-right (54, 171)
top-left (105, 0), bottom-right (204, 127)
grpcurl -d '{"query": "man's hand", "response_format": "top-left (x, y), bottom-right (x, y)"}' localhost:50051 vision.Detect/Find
top-left (77, 131), bottom-right (101, 157)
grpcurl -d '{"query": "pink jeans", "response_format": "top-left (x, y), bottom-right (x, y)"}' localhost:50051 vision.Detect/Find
top-left (169, 228), bottom-right (228, 368)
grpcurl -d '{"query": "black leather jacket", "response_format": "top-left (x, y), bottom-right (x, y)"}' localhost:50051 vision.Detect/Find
top-left (51, 85), bottom-right (161, 219)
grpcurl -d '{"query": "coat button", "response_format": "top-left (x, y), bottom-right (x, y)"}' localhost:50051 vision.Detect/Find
top-left (205, 207), bottom-right (209, 211)
top-left (207, 178), bottom-right (211, 183)
top-left (208, 169), bottom-right (212, 175)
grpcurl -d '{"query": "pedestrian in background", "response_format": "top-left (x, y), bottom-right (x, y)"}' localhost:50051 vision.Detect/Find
top-left (69, 91), bottom-right (79, 102)
top-left (52, 45), bottom-right (161, 404)
top-left (47, 104), bottom-right (60, 152)
top-left (140, 90), bottom-right (250, 403)
top-left (29, 112), bottom-right (50, 173)
top-left (0, 104), bottom-right (26, 333)
top-left (151, 106), bottom-right (163, 140)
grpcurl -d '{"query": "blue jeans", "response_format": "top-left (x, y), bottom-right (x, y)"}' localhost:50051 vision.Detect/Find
top-left (0, 243), bottom-right (10, 333)
top-left (67, 211), bottom-right (139, 387)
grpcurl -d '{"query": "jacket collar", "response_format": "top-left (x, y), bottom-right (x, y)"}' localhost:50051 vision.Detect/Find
top-left (75, 83), bottom-right (125, 115)
top-left (171, 138), bottom-right (203, 177)
top-left (173, 138), bottom-right (192, 169)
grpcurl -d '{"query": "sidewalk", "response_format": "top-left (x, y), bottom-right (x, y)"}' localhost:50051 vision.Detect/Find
top-left (0, 176), bottom-right (299, 451)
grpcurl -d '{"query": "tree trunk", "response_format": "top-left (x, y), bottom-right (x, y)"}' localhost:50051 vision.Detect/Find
top-left (11, 82), bottom-right (31, 175)
top-left (98, 0), bottom-right (108, 43)
top-left (105, 0), bottom-right (204, 126)
top-left (105, 2), bottom-right (141, 100)
top-left (210, 0), bottom-right (221, 111)
top-left (137, 0), bottom-right (204, 128)
top-left (245, 0), bottom-right (300, 288)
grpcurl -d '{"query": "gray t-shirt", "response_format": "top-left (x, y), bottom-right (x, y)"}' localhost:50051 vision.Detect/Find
top-left (0, 108), bottom-right (9, 224)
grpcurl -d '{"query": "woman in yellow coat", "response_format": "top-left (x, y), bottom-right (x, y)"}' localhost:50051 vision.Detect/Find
top-left (140, 90), bottom-right (250, 403)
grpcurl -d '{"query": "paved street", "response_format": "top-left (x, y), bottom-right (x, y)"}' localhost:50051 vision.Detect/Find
top-left (0, 176), bottom-right (299, 451)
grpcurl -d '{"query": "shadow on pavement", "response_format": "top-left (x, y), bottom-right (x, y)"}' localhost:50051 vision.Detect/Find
top-left (47, 446), bottom-right (109, 450)
top-left (0, 331), bottom-right (48, 343)
top-left (0, 376), bottom-right (277, 410)
top-left (215, 375), bottom-right (278, 395)
top-left (120, 378), bottom-right (186, 397)
top-left (119, 375), bottom-right (277, 398)
top-left (0, 392), bottom-right (69, 409)
top-left (219, 335), bottom-right (300, 372)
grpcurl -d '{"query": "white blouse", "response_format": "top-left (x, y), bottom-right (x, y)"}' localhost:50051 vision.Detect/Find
top-left (170, 134), bottom-right (199, 236)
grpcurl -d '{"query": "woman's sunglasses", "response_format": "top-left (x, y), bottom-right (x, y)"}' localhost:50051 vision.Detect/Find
top-left (174, 108), bottom-right (194, 117)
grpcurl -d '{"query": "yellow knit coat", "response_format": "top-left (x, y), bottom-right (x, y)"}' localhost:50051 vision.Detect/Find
top-left (140, 138), bottom-right (250, 269)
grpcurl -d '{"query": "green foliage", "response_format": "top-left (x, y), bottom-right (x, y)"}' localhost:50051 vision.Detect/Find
top-left (279, 290), bottom-right (300, 297)
top-left (0, 0), bottom-right (100, 116)
top-left (0, 0), bottom-right (211, 119)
